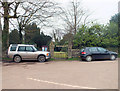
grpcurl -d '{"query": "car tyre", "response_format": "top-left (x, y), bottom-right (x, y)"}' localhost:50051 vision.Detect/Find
top-left (110, 55), bottom-right (116, 60)
top-left (86, 56), bottom-right (92, 62)
top-left (13, 55), bottom-right (22, 63)
top-left (38, 55), bottom-right (46, 62)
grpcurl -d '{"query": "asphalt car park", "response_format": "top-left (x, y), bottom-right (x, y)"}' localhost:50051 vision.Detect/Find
top-left (2, 59), bottom-right (118, 89)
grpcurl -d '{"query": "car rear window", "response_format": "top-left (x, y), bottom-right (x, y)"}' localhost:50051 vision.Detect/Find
top-left (10, 46), bottom-right (17, 51)
top-left (80, 48), bottom-right (85, 52)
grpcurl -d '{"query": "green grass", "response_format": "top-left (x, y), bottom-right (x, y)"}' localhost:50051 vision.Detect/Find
top-left (52, 52), bottom-right (80, 61)
top-left (66, 57), bottom-right (80, 61)
top-left (49, 58), bottom-right (55, 61)
top-left (54, 52), bottom-right (67, 58)
top-left (49, 57), bottom-right (80, 61)
top-left (2, 57), bottom-right (12, 61)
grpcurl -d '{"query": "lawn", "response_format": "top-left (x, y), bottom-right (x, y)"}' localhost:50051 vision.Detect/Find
top-left (2, 57), bottom-right (12, 61)
top-left (54, 52), bottom-right (68, 58)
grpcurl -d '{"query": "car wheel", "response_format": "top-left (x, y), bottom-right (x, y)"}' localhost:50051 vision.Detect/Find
top-left (110, 55), bottom-right (116, 60)
top-left (13, 55), bottom-right (22, 63)
top-left (38, 56), bottom-right (46, 62)
top-left (86, 56), bottom-right (92, 62)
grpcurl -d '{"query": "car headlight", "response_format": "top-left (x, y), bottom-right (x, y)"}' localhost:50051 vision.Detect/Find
top-left (46, 53), bottom-right (51, 57)
top-left (46, 53), bottom-right (49, 56)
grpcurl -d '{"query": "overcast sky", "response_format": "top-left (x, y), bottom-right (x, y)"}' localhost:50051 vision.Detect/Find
top-left (55, 0), bottom-right (119, 24)
top-left (1, 0), bottom-right (119, 36)
top-left (42, 0), bottom-right (119, 35)
top-left (83, 0), bottom-right (119, 24)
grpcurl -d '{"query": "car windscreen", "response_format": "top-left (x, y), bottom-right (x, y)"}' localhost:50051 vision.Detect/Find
top-left (32, 46), bottom-right (38, 51)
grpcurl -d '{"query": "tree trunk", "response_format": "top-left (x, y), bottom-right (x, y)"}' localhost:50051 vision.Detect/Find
top-left (2, 2), bottom-right (9, 51)
top-left (18, 23), bottom-right (23, 43)
top-left (68, 33), bottom-right (73, 58)
top-left (19, 29), bottom-right (23, 44)
top-left (68, 39), bottom-right (72, 58)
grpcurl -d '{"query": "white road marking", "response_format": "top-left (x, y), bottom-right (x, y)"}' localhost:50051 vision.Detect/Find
top-left (27, 77), bottom-right (97, 89)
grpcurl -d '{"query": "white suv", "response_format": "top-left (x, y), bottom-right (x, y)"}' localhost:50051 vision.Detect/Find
top-left (8, 44), bottom-right (51, 63)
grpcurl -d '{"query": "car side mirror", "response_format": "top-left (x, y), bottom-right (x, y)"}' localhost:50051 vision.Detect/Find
top-left (31, 50), bottom-right (35, 52)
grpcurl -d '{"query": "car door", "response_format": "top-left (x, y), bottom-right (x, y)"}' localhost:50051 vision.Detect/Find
top-left (25, 46), bottom-right (36, 59)
top-left (88, 47), bottom-right (101, 59)
top-left (97, 47), bottom-right (110, 59)
top-left (17, 46), bottom-right (27, 59)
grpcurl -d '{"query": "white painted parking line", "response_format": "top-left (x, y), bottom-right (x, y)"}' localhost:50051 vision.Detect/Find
top-left (27, 78), bottom-right (97, 89)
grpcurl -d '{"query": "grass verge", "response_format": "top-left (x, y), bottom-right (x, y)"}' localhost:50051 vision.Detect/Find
top-left (66, 57), bottom-right (80, 61)
top-left (54, 52), bottom-right (68, 58)
top-left (49, 57), bottom-right (80, 61)
top-left (2, 57), bottom-right (12, 61)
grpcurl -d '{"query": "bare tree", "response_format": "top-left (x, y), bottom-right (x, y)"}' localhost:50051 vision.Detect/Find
top-left (50, 0), bottom-right (90, 46)
top-left (57, 0), bottom-right (90, 58)
top-left (60, 0), bottom-right (89, 35)
top-left (0, 0), bottom-right (60, 47)
top-left (0, 0), bottom-right (20, 50)
top-left (15, 1), bottom-right (59, 43)
top-left (51, 28), bottom-right (64, 44)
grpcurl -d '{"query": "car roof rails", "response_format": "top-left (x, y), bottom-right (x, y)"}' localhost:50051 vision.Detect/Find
top-left (10, 44), bottom-right (18, 46)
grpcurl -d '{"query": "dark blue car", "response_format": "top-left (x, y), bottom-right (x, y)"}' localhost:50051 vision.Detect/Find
top-left (80, 47), bottom-right (118, 62)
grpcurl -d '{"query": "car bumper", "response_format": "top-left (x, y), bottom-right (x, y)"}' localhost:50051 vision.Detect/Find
top-left (80, 55), bottom-right (87, 59)
top-left (46, 56), bottom-right (51, 59)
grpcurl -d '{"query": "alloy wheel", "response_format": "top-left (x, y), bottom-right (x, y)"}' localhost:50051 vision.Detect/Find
top-left (86, 56), bottom-right (92, 62)
top-left (38, 56), bottom-right (46, 62)
top-left (14, 56), bottom-right (21, 63)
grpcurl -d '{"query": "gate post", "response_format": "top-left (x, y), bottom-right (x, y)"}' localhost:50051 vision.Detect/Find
top-left (49, 41), bottom-right (54, 58)
top-left (68, 40), bottom-right (72, 58)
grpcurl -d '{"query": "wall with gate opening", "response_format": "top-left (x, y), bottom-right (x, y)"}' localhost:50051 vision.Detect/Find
top-left (49, 41), bottom-right (80, 59)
